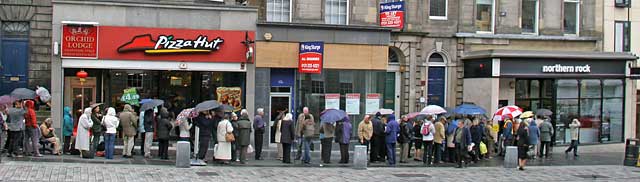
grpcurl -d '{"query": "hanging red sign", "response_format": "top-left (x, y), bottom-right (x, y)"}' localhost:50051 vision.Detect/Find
top-left (380, 1), bottom-right (405, 29)
top-left (61, 25), bottom-right (98, 58)
top-left (298, 41), bottom-right (324, 74)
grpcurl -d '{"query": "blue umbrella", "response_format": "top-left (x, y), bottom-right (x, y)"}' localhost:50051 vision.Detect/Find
top-left (320, 109), bottom-right (347, 125)
top-left (140, 99), bottom-right (164, 111)
top-left (453, 103), bottom-right (486, 115)
top-left (139, 99), bottom-right (154, 104)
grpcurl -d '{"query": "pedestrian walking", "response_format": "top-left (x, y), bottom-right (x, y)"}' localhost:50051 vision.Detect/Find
top-left (76, 108), bottom-right (93, 158)
top-left (299, 112), bottom-right (316, 164)
top-left (23, 100), bottom-right (41, 157)
top-left (90, 105), bottom-right (103, 158)
top-left (371, 113), bottom-right (385, 163)
top-left (253, 108), bottom-right (265, 160)
top-left (421, 116), bottom-right (436, 166)
top-left (517, 120), bottom-right (530, 170)
top-left (156, 107), bottom-right (173, 160)
top-left (279, 113), bottom-right (295, 164)
top-left (336, 117), bottom-right (352, 164)
top-left (215, 113), bottom-right (234, 164)
top-left (63, 106), bottom-right (74, 155)
top-left (103, 107), bottom-right (119, 160)
top-left (433, 116), bottom-right (446, 163)
top-left (412, 119), bottom-right (423, 161)
top-left (527, 118), bottom-right (540, 159)
top-left (453, 119), bottom-right (472, 168)
top-left (194, 110), bottom-right (216, 161)
top-left (357, 115), bottom-right (373, 157)
top-left (538, 116), bottom-right (554, 158)
top-left (119, 104), bottom-right (138, 158)
top-left (40, 118), bottom-right (61, 155)
top-left (236, 109), bottom-right (252, 164)
top-left (320, 118), bottom-right (335, 164)
top-left (384, 114), bottom-right (400, 166)
top-left (398, 116), bottom-right (411, 163)
top-left (565, 119), bottom-right (581, 157)
top-left (295, 107), bottom-right (314, 160)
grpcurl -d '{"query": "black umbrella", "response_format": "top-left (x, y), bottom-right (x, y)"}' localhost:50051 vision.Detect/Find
top-left (536, 109), bottom-right (553, 116)
top-left (220, 104), bottom-right (235, 112)
top-left (195, 100), bottom-right (222, 112)
top-left (140, 99), bottom-right (164, 111)
top-left (10, 88), bottom-right (36, 100)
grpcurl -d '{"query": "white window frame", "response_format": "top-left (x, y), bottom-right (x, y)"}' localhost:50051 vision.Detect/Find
top-left (521, 0), bottom-right (539, 35)
top-left (266, 0), bottom-right (293, 22)
top-left (475, 0), bottom-right (496, 34)
top-left (563, 0), bottom-right (580, 36)
top-left (614, 21), bottom-right (631, 52)
top-left (429, 0), bottom-right (448, 20)
top-left (325, 0), bottom-right (350, 25)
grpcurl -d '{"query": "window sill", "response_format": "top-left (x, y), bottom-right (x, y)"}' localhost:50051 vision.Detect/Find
top-left (429, 16), bottom-right (448, 21)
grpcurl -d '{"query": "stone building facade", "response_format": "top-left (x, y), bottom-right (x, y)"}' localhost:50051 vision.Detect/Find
top-left (0, 0), bottom-right (52, 95)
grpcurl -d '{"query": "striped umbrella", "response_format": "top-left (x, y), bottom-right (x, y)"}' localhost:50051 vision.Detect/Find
top-left (493, 105), bottom-right (523, 121)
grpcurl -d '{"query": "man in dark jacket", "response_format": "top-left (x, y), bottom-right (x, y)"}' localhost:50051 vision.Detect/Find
top-left (156, 107), bottom-right (173, 160)
top-left (237, 110), bottom-right (252, 164)
top-left (142, 109), bottom-right (155, 158)
top-left (470, 119), bottom-right (484, 162)
top-left (253, 108), bottom-right (265, 160)
top-left (454, 119), bottom-right (472, 168)
top-left (279, 113), bottom-right (295, 164)
top-left (398, 116), bottom-right (411, 163)
top-left (194, 110), bottom-right (216, 161)
top-left (320, 120), bottom-right (336, 164)
top-left (371, 112), bottom-right (386, 163)
top-left (90, 105), bottom-right (103, 158)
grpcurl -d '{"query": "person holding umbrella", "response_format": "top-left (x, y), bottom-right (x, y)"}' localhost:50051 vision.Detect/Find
top-left (194, 109), bottom-right (216, 163)
top-left (319, 109), bottom-right (344, 164)
top-left (538, 115), bottom-right (554, 158)
top-left (335, 117), bottom-right (352, 164)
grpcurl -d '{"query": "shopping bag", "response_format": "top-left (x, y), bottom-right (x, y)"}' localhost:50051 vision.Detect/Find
top-left (479, 142), bottom-right (488, 155)
top-left (247, 145), bottom-right (255, 154)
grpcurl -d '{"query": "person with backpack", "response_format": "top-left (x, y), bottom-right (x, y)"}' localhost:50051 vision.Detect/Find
top-left (420, 115), bottom-right (436, 166)
top-left (398, 116), bottom-right (411, 163)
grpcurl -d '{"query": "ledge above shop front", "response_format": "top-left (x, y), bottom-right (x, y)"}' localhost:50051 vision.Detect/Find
top-left (256, 22), bottom-right (391, 46)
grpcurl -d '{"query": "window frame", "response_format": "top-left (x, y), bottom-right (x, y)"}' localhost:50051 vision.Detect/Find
top-left (563, 0), bottom-right (580, 36)
top-left (324, 0), bottom-right (350, 25)
top-left (614, 21), bottom-right (631, 52)
top-left (429, 0), bottom-right (448, 20)
top-left (266, 0), bottom-right (293, 23)
top-left (521, 0), bottom-right (539, 35)
top-left (615, 0), bottom-right (631, 8)
top-left (475, 0), bottom-right (496, 34)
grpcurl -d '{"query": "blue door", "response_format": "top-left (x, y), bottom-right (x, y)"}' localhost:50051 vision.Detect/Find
top-left (0, 39), bottom-right (29, 95)
top-left (427, 67), bottom-right (446, 107)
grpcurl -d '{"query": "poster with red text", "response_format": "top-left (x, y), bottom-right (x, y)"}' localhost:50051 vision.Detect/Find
top-left (380, 1), bottom-right (405, 29)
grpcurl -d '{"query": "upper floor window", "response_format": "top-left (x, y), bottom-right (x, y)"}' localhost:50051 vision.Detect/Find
top-left (614, 21), bottom-right (630, 52)
top-left (521, 0), bottom-right (539, 34)
top-left (563, 0), bottom-right (580, 35)
top-left (430, 0), bottom-right (447, 20)
top-left (475, 0), bottom-right (495, 33)
top-left (615, 0), bottom-right (631, 8)
top-left (325, 0), bottom-right (348, 25)
top-left (266, 0), bottom-right (291, 22)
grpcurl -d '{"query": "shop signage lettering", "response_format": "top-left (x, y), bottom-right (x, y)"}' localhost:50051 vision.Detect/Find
top-left (542, 64), bottom-right (591, 73)
top-left (299, 41), bottom-right (324, 74)
top-left (61, 25), bottom-right (98, 58)
top-left (365, 93), bottom-right (381, 114)
top-left (118, 34), bottom-right (224, 54)
top-left (380, 1), bottom-right (405, 29)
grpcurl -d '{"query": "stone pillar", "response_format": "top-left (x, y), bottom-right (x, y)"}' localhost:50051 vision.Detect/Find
top-left (409, 43), bottom-right (417, 113)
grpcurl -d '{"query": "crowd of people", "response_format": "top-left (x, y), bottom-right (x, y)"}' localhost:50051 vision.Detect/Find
top-left (0, 100), bottom-right (583, 170)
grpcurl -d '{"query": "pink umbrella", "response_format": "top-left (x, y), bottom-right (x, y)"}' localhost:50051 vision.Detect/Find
top-left (0, 95), bottom-right (16, 107)
top-left (406, 112), bottom-right (422, 119)
top-left (493, 105), bottom-right (523, 121)
top-left (420, 105), bottom-right (447, 115)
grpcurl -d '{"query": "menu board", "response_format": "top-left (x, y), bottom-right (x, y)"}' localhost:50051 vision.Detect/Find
top-left (346, 93), bottom-right (360, 115)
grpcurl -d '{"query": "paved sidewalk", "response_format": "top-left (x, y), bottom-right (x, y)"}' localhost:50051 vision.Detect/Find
top-left (1, 161), bottom-right (639, 182)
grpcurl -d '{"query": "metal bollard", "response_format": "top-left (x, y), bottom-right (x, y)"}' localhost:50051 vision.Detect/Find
top-left (176, 141), bottom-right (191, 168)
top-left (353, 145), bottom-right (367, 169)
top-left (504, 146), bottom-right (518, 168)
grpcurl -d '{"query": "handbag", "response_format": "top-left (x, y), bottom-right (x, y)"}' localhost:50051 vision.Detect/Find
top-left (225, 122), bottom-right (235, 142)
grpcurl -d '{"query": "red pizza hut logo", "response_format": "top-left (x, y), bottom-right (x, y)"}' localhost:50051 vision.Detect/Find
top-left (118, 34), bottom-right (224, 54)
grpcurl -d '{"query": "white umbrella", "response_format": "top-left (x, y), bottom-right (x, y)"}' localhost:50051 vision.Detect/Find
top-left (420, 105), bottom-right (447, 115)
top-left (376, 108), bottom-right (394, 115)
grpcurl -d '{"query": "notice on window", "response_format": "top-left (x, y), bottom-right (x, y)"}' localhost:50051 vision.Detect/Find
top-left (365, 93), bottom-right (381, 114)
top-left (120, 88), bottom-right (140, 106)
top-left (346, 93), bottom-right (360, 115)
top-left (325, 94), bottom-right (340, 110)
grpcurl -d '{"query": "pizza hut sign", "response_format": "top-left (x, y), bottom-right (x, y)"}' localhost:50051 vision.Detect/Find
top-left (61, 25), bottom-right (98, 58)
top-left (118, 34), bottom-right (224, 54)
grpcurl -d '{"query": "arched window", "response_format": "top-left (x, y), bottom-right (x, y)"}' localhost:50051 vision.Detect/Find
top-left (388, 48), bottom-right (399, 63)
top-left (428, 53), bottom-right (445, 63)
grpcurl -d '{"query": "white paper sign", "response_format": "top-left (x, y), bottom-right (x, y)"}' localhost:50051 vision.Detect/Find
top-left (325, 94), bottom-right (340, 110)
top-left (346, 93), bottom-right (360, 115)
top-left (366, 93), bottom-right (381, 114)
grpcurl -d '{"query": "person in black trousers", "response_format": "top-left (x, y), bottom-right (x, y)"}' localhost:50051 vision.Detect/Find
top-left (279, 113), bottom-right (295, 164)
top-left (371, 113), bottom-right (385, 162)
top-left (253, 109), bottom-right (266, 160)
top-left (194, 110), bottom-right (216, 161)
top-left (320, 121), bottom-right (336, 164)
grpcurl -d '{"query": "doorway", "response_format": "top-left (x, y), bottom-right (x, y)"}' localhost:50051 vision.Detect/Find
top-left (64, 77), bottom-right (97, 120)
top-left (269, 93), bottom-right (291, 144)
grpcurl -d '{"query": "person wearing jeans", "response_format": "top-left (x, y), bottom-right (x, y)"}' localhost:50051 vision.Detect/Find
top-left (142, 109), bottom-right (156, 158)
top-left (103, 107), bottom-right (120, 160)
top-left (384, 114), bottom-right (400, 166)
top-left (297, 113), bottom-right (316, 164)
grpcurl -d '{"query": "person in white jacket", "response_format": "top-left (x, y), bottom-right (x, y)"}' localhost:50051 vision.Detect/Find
top-left (76, 108), bottom-right (93, 158)
top-left (421, 116), bottom-right (436, 166)
top-left (565, 118), bottom-right (581, 157)
top-left (103, 107), bottom-right (120, 159)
